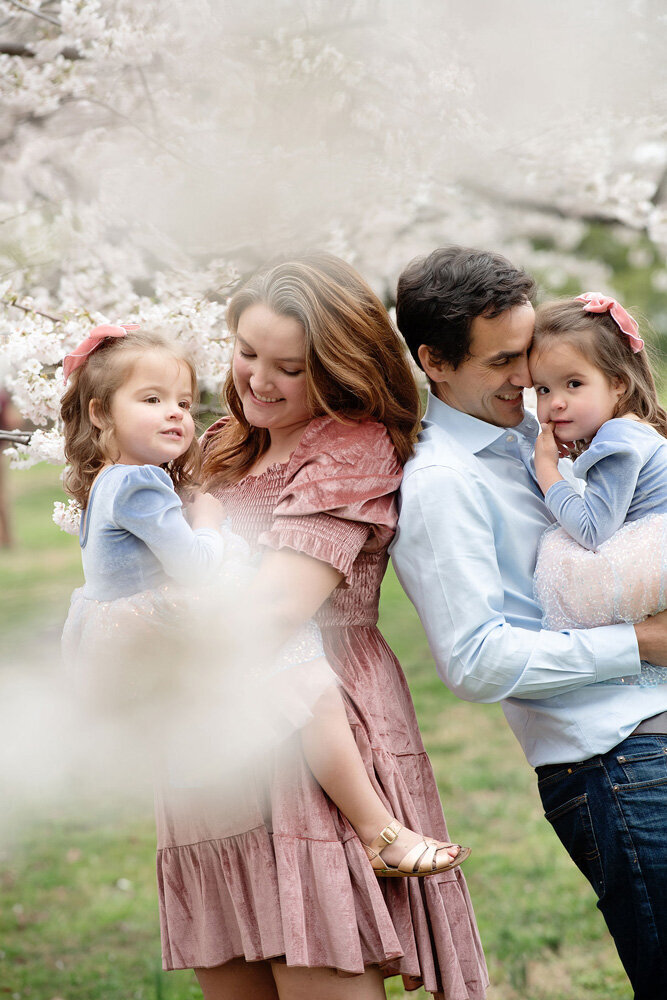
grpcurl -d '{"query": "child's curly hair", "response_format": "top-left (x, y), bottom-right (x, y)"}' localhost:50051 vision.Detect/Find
top-left (60, 330), bottom-right (201, 507)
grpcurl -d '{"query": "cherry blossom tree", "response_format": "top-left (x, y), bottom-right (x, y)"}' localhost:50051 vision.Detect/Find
top-left (1, 0), bottom-right (666, 504)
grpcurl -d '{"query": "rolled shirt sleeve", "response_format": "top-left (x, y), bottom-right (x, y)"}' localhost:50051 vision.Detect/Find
top-left (392, 463), bottom-right (640, 703)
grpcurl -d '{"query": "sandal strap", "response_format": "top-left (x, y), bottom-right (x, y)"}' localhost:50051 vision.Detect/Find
top-left (364, 819), bottom-right (403, 857)
top-left (396, 840), bottom-right (438, 874)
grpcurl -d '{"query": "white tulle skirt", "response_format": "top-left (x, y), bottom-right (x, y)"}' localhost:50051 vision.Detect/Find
top-left (61, 533), bottom-right (338, 785)
top-left (534, 512), bottom-right (667, 686)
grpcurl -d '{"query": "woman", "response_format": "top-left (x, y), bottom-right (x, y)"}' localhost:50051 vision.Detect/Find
top-left (155, 254), bottom-right (488, 1000)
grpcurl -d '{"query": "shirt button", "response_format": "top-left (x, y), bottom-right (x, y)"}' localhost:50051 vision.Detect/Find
top-left (506, 434), bottom-right (515, 442)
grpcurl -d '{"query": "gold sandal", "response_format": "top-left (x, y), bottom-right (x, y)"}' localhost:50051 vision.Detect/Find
top-left (363, 819), bottom-right (471, 878)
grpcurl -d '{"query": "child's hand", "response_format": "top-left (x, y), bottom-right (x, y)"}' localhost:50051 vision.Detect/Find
top-left (534, 422), bottom-right (566, 495)
top-left (188, 491), bottom-right (226, 531)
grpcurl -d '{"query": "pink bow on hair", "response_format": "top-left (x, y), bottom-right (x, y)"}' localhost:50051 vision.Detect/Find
top-left (576, 292), bottom-right (644, 353)
top-left (63, 324), bottom-right (140, 382)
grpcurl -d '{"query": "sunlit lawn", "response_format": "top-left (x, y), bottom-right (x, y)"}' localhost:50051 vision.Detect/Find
top-left (0, 466), bottom-right (630, 1000)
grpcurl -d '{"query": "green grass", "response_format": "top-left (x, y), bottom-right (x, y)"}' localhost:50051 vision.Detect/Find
top-left (0, 464), bottom-right (82, 644)
top-left (0, 466), bottom-right (630, 1000)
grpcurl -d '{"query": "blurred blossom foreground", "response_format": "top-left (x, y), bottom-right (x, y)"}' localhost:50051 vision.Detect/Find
top-left (1, 567), bottom-right (309, 829)
top-left (2, 0), bottom-right (667, 470)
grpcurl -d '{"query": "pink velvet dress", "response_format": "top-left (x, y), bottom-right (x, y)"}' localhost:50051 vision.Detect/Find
top-left (155, 417), bottom-right (488, 1000)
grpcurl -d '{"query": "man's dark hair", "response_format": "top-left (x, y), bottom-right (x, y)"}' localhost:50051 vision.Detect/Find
top-left (395, 246), bottom-right (536, 371)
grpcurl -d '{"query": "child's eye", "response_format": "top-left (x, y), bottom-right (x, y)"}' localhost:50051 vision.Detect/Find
top-left (535, 386), bottom-right (549, 395)
top-left (179, 400), bottom-right (192, 410)
top-left (567, 380), bottom-right (582, 389)
top-left (145, 396), bottom-right (159, 404)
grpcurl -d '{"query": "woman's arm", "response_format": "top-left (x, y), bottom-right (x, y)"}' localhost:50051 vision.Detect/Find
top-left (247, 548), bottom-right (343, 648)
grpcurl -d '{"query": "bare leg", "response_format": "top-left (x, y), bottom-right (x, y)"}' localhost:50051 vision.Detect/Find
top-left (195, 959), bottom-right (279, 1000)
top-left (300, 684), bottom-right (460, 868)
top-left (271, 962), bottom-right (387, 1000)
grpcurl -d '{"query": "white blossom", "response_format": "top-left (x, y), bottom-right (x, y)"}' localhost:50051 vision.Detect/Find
top-left (0, 0), bottom-right (666, 537)
top-left (8, 427), bottom-right (66, 469)
top-left (52, 498), bottom-right (81, 535)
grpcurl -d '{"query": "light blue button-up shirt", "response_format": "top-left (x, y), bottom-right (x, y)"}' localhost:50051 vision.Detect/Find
top-left (391, 393), bottom-right (667, 766)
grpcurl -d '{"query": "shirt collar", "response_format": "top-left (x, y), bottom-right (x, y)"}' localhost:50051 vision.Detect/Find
top-left (423, 391), bottom-right (540, 455)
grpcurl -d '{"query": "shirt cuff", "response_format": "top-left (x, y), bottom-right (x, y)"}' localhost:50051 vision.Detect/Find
top-left (586, 623), bottom-right (641, 682)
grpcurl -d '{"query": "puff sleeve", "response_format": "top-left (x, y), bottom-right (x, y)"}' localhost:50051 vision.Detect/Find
top-left (112, 465), bottom-right (225, 585)
top-left (259, 418), bottom-right (403, 583)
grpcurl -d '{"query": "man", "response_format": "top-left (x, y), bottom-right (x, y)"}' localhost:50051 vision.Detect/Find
top-left (391, 245), bottom-right (667, 999)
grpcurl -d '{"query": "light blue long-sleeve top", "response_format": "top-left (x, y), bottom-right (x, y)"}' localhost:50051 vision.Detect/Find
top-left (79, 464), bottom-right (225, 601)
top-left (544, 418), bottom-right (667, 549)
top-left (390, 393), bottom-right (666, 767)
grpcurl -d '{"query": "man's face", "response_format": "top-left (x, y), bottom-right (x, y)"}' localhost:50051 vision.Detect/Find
top-left (423, 302), bottom-right (535, 428)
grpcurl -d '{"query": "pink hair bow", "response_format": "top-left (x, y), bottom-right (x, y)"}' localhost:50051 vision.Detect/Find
top-left (576, 292), bottom-right (644, 353)
top-left (63, 324), bottom-right (140, 382)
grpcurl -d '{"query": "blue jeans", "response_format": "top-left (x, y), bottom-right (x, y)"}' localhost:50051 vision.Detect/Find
top-left (536, 735), bottom-right (667, 1000)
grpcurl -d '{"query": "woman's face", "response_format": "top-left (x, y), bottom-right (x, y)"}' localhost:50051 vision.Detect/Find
top-left (232, 303), bottom-right (311, 439)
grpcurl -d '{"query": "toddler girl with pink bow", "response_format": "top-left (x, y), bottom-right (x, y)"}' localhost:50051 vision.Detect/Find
top-left (59, 324), bottom-right (469, 878)
top-left (531, 293), bottom-right (667, 683)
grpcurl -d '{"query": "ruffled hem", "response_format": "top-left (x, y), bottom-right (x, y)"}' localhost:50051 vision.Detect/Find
top-left (157, 826), bottom-right (488, 999)
top-left (157, 713), bottom-right (488, 999)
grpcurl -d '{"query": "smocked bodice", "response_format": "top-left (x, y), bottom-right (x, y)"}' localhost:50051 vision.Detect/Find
top-left (207, 417), bottom-right (403, 629)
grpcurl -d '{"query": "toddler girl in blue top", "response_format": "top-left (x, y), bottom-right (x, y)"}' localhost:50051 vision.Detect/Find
top-left (531, 294), bottom-right (667, 683)
top-left (60, 325), bottom-right (468, 877)
top-left (60, 326), bottom-right (225, 672)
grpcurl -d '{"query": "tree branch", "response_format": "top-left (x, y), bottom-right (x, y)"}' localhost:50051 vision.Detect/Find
top-left (0, 429), bottom-right (32, 444)
top-left (462, 181), bottom-right (620, 228)
top-left (68, 95), bottom-right (193, 165)
top-left (0, 39), bottom-right (81, 58)
top-left (4, 0), bottom-right (60, 27)
top-left (4, 297), bottom-right (62, 323)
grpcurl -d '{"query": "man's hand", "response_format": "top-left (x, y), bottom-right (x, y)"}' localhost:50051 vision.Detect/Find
top-left (635, 610), bottom-right (667, 666)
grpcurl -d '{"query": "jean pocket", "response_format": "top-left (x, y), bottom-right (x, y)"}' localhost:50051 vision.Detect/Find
top-left (615, 746), bottom-right (667, 785)
top-left (544, 793), bottom-right (605, 898)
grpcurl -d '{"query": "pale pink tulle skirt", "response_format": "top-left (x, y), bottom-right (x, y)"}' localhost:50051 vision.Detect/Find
top-left (535, 513), bottom-right (667, 685)
top-left (61, 581), bottom-right (339, 785)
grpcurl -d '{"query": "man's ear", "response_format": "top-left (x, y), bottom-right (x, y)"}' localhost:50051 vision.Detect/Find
top-left (89, 398), bottom-right (104, 429)
top-left (417, 344), bottom-right (452, 384)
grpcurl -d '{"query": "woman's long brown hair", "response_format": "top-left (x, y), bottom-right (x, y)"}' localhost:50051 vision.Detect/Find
top-left (202, 254), bottom-right (421, 487)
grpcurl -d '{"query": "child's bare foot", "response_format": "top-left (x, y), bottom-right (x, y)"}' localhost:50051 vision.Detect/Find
top-left (362, 819), bottom-right (470, 877)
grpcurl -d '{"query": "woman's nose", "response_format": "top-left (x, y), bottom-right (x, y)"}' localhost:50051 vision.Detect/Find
top-left (251, 368), bottom-right (275, 391)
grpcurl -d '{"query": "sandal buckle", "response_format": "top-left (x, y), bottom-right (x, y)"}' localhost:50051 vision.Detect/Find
top-left (380, 822), bottom-right (400, 845)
